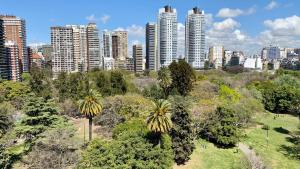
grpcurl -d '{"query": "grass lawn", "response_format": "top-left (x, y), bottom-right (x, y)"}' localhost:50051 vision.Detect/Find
top-left (243, 113), bottom-right (300, 169)
top-left (174, 139), bottom-right (249, 169)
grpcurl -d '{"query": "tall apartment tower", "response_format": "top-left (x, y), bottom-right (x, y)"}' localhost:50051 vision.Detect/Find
top-left (0, 20), bottom-right (9, 80)
top-left (67, 25), bottom-right (88, 72)
top-left (157, 5), bottom-right (178, 67)
top-left (87, 23), bottom-right (101, 70)
top-left (146, 23), bottom-right (158, 71)
top-left (209, 46), bottom-right (224, 69)
top-left (103, 31), bottom-right (112, 58)
top-left (133, 44), bottom-right (143, 73)
top-left (0, 15), bottom-right (28, 73)
top-left (5, 41), bottom-right (20, 81)
top-left (112, 31), bottom-right (128, 61)
top-left (185, 7), bottom-right (206, 69)
top-left (51, 26), bottom-right (74, 78)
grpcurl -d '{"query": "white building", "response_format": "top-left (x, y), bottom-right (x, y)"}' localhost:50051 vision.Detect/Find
top-left (261, 46), bottom-right (280, 60)
top-left (146, 22), bottom-right (158, 71)
top-left (103, 57), bottom-right (114, 70)
top-left (279, 48), bottom-right (287, 59)
top-left (209, 46), bottom-right (224, 69)
top-left (103, 30), bottom-right (112, 58)
top-left (157, 5), bottom-right (177, 67)
top-left (244, 57), bottom-right (262, 70)
top-left (185, 7), bottom-right (205, 69)
top-left (66, 25), bottom-right (88, 72)
top-left (87, 23), bottom-right (101, 70)
top-left (224, 50), bottom-right (233, 66)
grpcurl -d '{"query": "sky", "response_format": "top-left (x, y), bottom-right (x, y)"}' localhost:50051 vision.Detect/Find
top-left (1, 0), bottom-right (300, 56)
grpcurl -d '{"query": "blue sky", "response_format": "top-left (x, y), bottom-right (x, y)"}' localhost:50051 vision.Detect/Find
top-left (1, 0), bottom-right (300, 55)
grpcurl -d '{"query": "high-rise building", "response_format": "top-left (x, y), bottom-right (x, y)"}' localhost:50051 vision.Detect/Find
top-left (87, 23), bottom-right (101, 70)
top-left (209, 46), bottom-right (224, 69)
top-left (0, 15), bottom-right (28, 73)
top-left (27, 46), bottom-right (33, 70)
top-left (133, 44), bottom-right (143, 73)
top-left (224, 50), bottom-right (233, 66)
top-left (5, 41), bottom-right (20, 81)
top-left (185, 7), bottom-right (205, 69)
top-left (40, 45), bottom-right (52, 62)
top-left (51, 26), bottom-right (74, 77)
top-left (112, 31), bottom-right (128, 61)
top-left (146, 22), bottom-right (158, 71)
top-left (0, 20), bottom-right (9, 80)
top-left (157, 5), bottom-right (178, 67)
top-left (67, 25), bottom-right (88, 72)
top-left (261, 46), bottom-right (280, 60)
top-left (103, 31), bottom-right (112, 58)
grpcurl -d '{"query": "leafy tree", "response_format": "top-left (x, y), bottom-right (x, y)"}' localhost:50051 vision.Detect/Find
top-left (219, 85), bottom-right (240, 103)
top-left (111, 71), bottom-right (127, 95)
top-left (143, 84), bottom-right (164, 100)
top-left (146, 99), bottom-right (172, 144)
top-left (78, 90), bottom-right (103, 141)
top-left (170, 103), bottom-right (195, 165)
top-left (54, 72), bottom-right (69, 102)
top-left (0, 144), bottom-right (13, 169)
top-left (93, 71), bottom-right (111, 96)
top-left (200, 106), bottom-right (241, 147)
top-left (169, 59), bottom-right (195, 96)
top-left (0, 102), bottom-right (14, 137)
top-left (29, 66), bottom-right (52, 99)
top-left (78, 120), bottom-right (173, 169)
top-left (158, 67), bottom-right (172, 98)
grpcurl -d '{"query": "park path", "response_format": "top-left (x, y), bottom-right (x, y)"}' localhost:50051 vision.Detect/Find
top-left (238, 143), bottom-right (265, 169)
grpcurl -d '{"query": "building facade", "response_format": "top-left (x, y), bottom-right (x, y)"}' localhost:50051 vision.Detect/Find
top-left (209, 46), bottom-right (224, 69)
top-left (145, 23), bottom-right (158, 71)
top-left (87, 23), bottom-right (101, 70)
top-left (185, 7), bottom-right (205, 69)
top-left (133, 44), bottom-right (143, 73)
top-left (261, 46), bottom-right (280, 60)
top-left (0, 15), bottom-right (28, 73)
top-left (157, 5), bottom-right (178, 67)
top-left (103, 31), bottom-right (113, 58)
top-left (0, 19), bottom-right (9, 80)
top-left (5, 41), bottom-right (20, 81)
top-left (112, 31), bottom-right (128, 61)
top-left (67, 25), bottom-right (88, 72)
top-left (51, 26), bottom-right (74, 77)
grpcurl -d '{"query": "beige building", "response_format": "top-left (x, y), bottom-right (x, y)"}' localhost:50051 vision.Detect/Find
top-left (209, 46), bottom-right (224, 69)
top-left (133, 44), bottom-right (143, 73)
top-left (5, 41), bottom-right (20, 81)
top-left (112, 31), bottom-right (128, 61)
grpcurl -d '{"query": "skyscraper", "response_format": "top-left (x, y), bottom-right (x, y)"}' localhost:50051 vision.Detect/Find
top-left (103, 30), bottom-right (112, 58)
top-left (146, 22), bottom-right (158, 71)
top-left (67, 25), bottom-right (88, 72)
top-left (5, 41), bottom-right (20, 81)
top-left (112, 31), bottom-right (128, 61)
top-left (0, 20), bottom-right (9, 80)
top-left (51, 26), bottom-right (74, 77)
top-left (133, 44), bottom-right (143, 73)
top-left (0, 15), bottom-right (28, 73)
top-left (185, 7), bottom-right (205, 69)
top-left (209, 46), bottom-right (224, 69)
top-left (87, 23), bottom-right (101, 70)
top-left (157, 5), bottom-right (177, 67)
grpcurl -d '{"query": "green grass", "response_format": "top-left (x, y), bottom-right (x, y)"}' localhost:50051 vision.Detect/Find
top-left (174, 139), bottom-right (250, 169)
top-left (243, 113), bottom-right (300, 169)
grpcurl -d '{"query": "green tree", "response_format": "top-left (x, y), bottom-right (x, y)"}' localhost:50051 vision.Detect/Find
top-left (169, 59), bottom-right (195, 96)
top-left (93, 71), bottom-right (111, 96)
top-left (158, 67), bottom-right (172, 98)
top-left (170, 103), bottom-right (195, 165)
top-left (200, 106), bottom-right (241, 147)
top-left (111, 71), bottom-right (127, 95)
top-left (146, 99), bottom-right (172, 143)
top-left (0, 102), bottom-right (14, 137)
top-left (29, 66), bottom-right (52, 99)
top-left (54, 72), bottom-right (69, 102)
top-left (78, 90), bottom-right (103, 141)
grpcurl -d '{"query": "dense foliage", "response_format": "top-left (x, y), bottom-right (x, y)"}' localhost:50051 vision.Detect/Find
top-left (79, 119), bottom-right (174, 169)
top-left (170, 103), bottom-right (195, 165)
top-left (169, 59), bottom-right (195, 96)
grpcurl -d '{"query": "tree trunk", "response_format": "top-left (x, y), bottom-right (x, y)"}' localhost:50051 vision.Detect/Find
top-left (89, 117), bottom-right (93, 141)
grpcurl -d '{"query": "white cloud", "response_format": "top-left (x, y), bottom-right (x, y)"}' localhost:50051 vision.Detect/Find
top-left (217, 7), bottom-right (256, 18)
top-left (100, 15), bottom-right (110, 24)
top-left (265, 1), bottom-right (278, 10)
top-left (205, 13), bottom-right (214, 27)
top-left (86, 14), bottom-right (97, 22)
top-left (213, 18), bottom-right (240, 31)
top-left (264, 15), bottom-right (300, 36)
top-left (234, 30), bottom-right (246, 41)
top-left (114, 24), bottom-right (145, 38)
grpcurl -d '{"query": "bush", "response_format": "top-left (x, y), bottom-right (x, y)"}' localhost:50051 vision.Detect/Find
top-left (78, 120), bottom-right (174, 169)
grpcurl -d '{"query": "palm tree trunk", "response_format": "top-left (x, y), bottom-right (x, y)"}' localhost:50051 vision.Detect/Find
top-left (89, 117), bottom-right (93, 141)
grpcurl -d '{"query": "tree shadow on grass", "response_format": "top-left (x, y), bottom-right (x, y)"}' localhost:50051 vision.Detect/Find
top-left (273, 127), bottom-right (290, 135)
top-left (279, 135), bottom-right (300, 160)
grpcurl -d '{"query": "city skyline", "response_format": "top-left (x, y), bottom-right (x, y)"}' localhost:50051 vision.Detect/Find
top-left (1, 0), bottom-right (300, 56)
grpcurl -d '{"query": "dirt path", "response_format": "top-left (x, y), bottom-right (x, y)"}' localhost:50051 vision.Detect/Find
top-left (238, 143), bottom-right (265, 169)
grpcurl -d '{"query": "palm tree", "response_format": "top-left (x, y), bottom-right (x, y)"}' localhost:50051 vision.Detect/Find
top-left (158, 67), bottom-right (172, 98)
top-left (79, 90), bottom-right (103, 141)
top-left (146, 99), bottom-right (172, 142)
